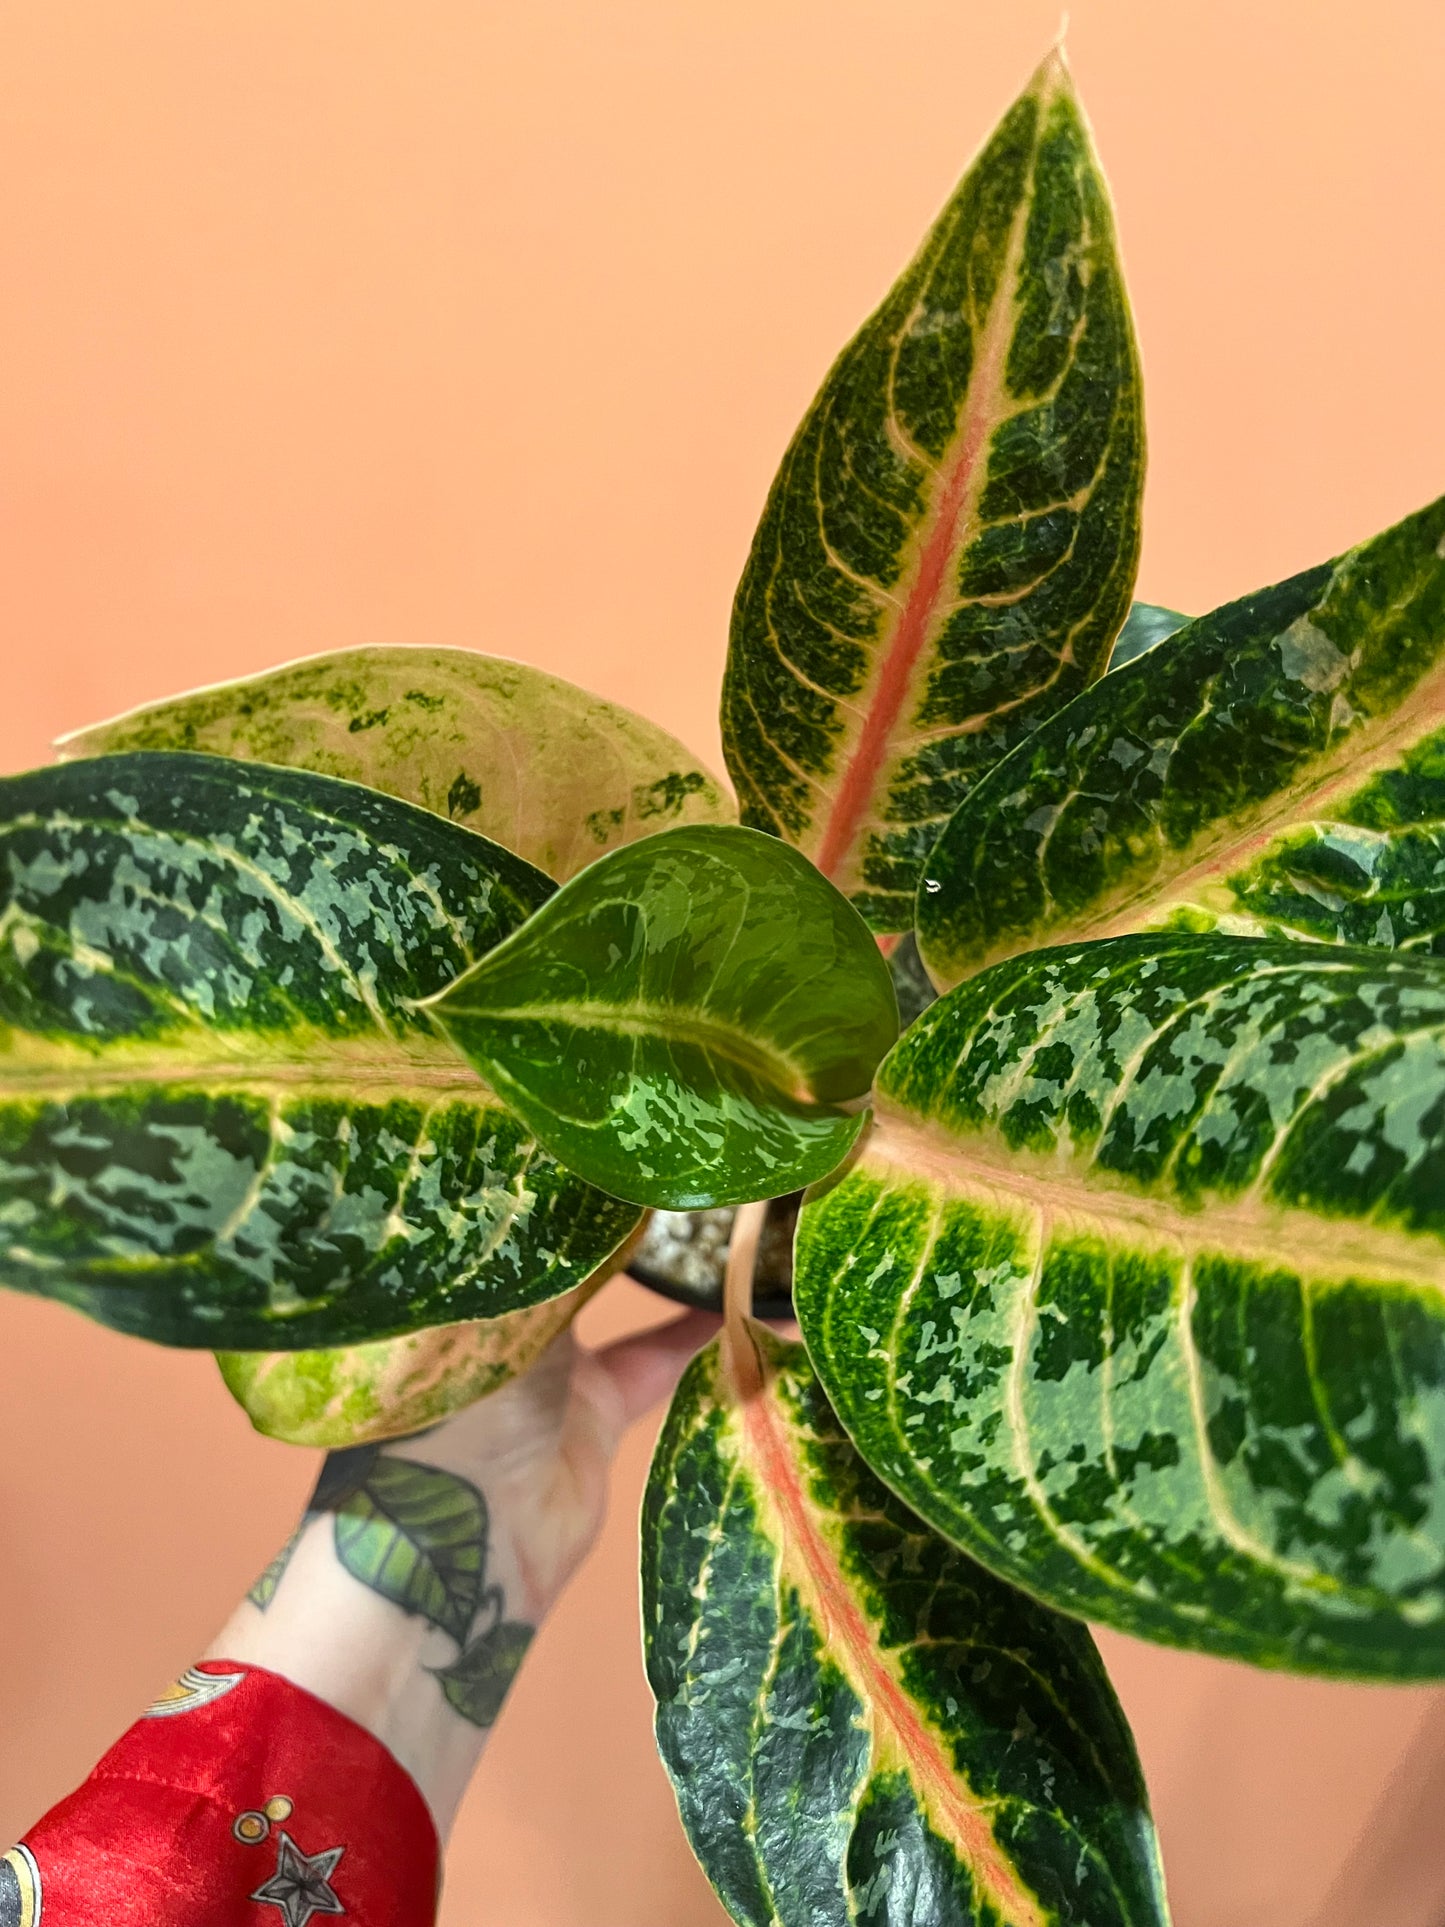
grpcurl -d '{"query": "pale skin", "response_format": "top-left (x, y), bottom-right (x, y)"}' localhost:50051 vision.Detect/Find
top-left (208, 1307), bottom-right (719, 1839)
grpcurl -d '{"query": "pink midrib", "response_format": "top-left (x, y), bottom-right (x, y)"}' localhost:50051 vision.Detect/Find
top-left (739, 1356), bottom-right (1045, 1927)
top-left (812, 267), bottom-right (1024, 893)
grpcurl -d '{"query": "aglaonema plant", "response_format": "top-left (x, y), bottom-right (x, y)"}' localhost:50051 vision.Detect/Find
top-left (5, 44), bottom-right (1445, 1924)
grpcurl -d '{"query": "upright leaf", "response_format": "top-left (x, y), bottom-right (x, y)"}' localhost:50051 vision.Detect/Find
top-left (0, 753), bottom-right (638, 1348)
top-left (917, 497), bottom-right (1445, 987)
top-left (426, 825), bottom-right (898, 1209)
top-left (643, 1327), bottom-right (1169, 1927)
top-left (60, 645), bottom-right (734, 882)
top-left (722, 50), bottom-right (1143, 933)
top-left (796, 932), bottom-right (1445, 1679)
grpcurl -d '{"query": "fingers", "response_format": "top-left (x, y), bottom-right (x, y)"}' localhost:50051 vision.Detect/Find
top-left (586, 1308), bottom-right (721, 1435)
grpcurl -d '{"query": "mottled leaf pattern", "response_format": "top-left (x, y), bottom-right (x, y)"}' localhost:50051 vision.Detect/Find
top-left (60, 646), bottom-right (734, 883)
top-left (917, 497), bottom-right (1445, 987)
top-left (796, 933), bottom-right (1445, 1677)
top-left (328, 1452), bottom-right (489, 1644)
top-left (722, 50), bottom-right (1143, 932)
top-left (643, 1326), bottom-right (1169, 1927)
top-left (0, 753), bottom-right (638, 1347)
top-left (427, 825), bottom-right (898, 1209)
top-left (217, 1281), bottom-right (596, 1447)
top-left (432, 1620), bottom-right (535, 1727)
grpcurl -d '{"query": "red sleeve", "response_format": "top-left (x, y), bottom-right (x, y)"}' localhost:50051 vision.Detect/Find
top-left (2, 1660), bottom-right (440, 1926)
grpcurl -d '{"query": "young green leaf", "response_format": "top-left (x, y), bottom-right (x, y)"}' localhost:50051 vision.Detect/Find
top-left (721, 50), bottom-right (1143, 934)
top-left (326, 1452), bottom-right (489, 1644)
top-left (217, 1283), bottom-right (594, 1447)
top-left (0, 753), bottom-right (639, 1348)
top-left (59, 645), bottom-right (734, 882)
top-left (796, 932), bottom-right (1445, 1679)
top-left (1107, 602), bottom-right (1187, 670)
top-left (642, 1326), bottom-right (1169, 1927)
top-left (425, 825), bottom-right (899, 1209)
top-left (917, 496), bottom-right (1445, 988)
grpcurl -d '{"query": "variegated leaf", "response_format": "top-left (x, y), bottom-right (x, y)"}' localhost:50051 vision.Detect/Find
top-left (427, 825), bottom-right (898, 1209)
top-left (217, 1284), bottom-right (592, 1447)
top-left (219, 1219), bottom-right (645, 1445)
top-left (643, 1325), bottom-right (1169, 1927)
top-left (0, 752), bottom-right (638, 1348)
top-left (796, 932), bottom-right (1445, 1678)
top-left (722, 50), bottom-right (1143, 932)
top-left (917, 497), bottom-right (1445, 988)
top-left (59, 645), bottom-right (734, 882)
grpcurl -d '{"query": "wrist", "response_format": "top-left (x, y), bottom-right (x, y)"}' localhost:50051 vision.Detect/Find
top-left (208, 1405), bottom-right (569, 1838)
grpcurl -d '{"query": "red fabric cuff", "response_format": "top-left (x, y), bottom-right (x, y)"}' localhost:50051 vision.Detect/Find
top-left (3, 1660), bottom-right (439, 1926)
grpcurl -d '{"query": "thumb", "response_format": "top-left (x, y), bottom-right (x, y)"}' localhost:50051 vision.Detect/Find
top-left (582, 1308), bottom-right (721, 1444)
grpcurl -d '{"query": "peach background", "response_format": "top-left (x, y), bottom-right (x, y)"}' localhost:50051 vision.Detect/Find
top-left (2, 3), bottom-right (1444, 1923)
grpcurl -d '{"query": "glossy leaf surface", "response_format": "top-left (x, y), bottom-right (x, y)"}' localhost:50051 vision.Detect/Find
top-left (1107, 603), bottom-right (1187, 670)
top-left (61, 645), bottom-right (734, 882)
top-left (0, 753), bottom-right (638, 1348)
top-left (722, 51), bottom-right (1143, 932)
top-left (427, 825), bottom-right (898, 1209)
top-left (643, 1326), bottom-right (1169, 1927)
top-left (918, 497), bottom-right (1445, 988)
top-left (217, 1285), bottom-right (593, 1447)
top-left (796, 933), bottom-right (1445, 1677)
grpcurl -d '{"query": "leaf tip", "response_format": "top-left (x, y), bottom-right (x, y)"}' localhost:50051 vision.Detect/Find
top-left (1031, 33), bottom-right (1074, 98)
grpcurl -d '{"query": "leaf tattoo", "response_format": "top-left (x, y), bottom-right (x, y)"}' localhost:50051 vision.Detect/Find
top-left (431, 1621), bottom-right (534, 1727)
top-left (328, 1457), bottom-right (491, 1646)
top-left (290, 1442), bottom-right (530, 1727)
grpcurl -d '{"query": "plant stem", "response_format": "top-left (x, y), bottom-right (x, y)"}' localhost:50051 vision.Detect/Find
top-left (721, 1198), bottom-right (768, 1401)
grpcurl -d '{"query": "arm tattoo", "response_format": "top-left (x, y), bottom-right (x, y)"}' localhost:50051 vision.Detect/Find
top-left (248, 1442), bottom-right (533, 1728)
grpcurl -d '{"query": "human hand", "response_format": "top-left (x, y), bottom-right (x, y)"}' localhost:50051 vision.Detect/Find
top-left (208, 1303), bottom-right (720, 1834)
top-left (402, 1304), bottom-right (722, 1618)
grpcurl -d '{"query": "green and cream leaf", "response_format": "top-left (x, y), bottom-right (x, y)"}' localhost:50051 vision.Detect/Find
top-left (917, 497), bottom-right (1445, 986)
top-left (60, 645), bottom-right (734, 882)
top-left (642, 1326), bottom-right (1169, 1927)
top-left (796, 932), bottom-right (1445, 1678)
top-left (0, 752), bottom-right (638, 1348)
top-left (721, 50), bottom-right (1143, 932)
top-left (217, 1282), bottom-right (598, 1447)
top-left (426, 825), bottom-right (898, 1209)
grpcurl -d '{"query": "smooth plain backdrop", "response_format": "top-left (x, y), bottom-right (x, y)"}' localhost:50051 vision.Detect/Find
top-left (3, 5), bottom-right (1445, 1924)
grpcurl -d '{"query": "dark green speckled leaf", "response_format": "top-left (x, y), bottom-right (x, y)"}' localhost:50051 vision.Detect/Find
top-left (722, 50), bottom-right (1143, 934)
top-left (0, 752), bottom-right (638, 1348)
top-left (797, 931), bottom-right (1445, 1679)
top-left (642, 1325), bottom-right (1169, 1927)
top-left (918, 496), bottom-right (1445, 988)
top-left (426, 825), bottom-right (898, 1209)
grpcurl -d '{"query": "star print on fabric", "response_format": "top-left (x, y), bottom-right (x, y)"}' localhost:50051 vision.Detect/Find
top-left (250, 1832), bottom-right (346, 1927)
